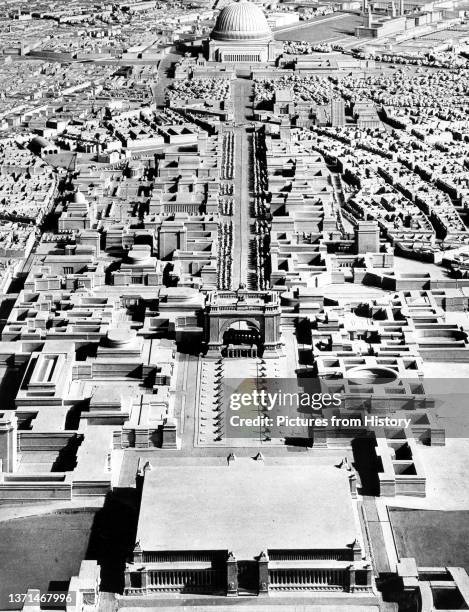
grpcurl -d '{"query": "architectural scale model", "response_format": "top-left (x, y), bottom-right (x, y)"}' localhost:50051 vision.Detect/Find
top-left (0, 0), bottom-right (469, 611)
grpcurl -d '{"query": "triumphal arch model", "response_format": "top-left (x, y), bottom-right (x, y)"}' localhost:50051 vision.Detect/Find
top-left (204, 288), bottom-right (283, 358)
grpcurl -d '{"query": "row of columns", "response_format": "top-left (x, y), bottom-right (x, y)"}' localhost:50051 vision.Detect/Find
top-left (223, 54), bottom-right (260, 62)
top-left (228, 553), bottom-right (372, 596)
top-left (226, 346), bottom-right (258, 358)
top-left (124, 568), bottom-right (222, 591)
top-left (270, 568), bottom-right (346, 587)
top-left (269, 565), bottom-right (372, 592)
top-left (124, 552), bottom-right (372, 597)
top-left (148, 569), bottom-right (219, 587)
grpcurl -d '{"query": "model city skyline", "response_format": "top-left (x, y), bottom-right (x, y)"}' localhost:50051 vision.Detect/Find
top-left (0, 0), bottom-right (469, 610)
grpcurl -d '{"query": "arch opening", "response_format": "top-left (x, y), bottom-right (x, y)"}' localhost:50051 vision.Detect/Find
top-left (221, 320), bottom-right (260, 358)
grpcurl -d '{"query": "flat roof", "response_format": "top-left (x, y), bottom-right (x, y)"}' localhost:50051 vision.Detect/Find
top-left (137, 462), bottom-right (357, 558)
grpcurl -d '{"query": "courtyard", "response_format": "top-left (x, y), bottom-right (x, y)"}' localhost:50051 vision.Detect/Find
top-left (389, 508), bottom-right (469, 573)
top-left (0, 510), bottom-right (95, 610)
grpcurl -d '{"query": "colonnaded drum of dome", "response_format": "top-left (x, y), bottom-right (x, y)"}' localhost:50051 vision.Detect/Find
top-left (0, 0), bottom-right (469, 610)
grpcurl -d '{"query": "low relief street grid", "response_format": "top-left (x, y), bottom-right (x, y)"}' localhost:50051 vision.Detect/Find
top-left (0, 0), bottom-right (468, 610)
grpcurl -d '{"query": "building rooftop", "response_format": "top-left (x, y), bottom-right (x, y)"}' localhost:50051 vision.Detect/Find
top-left (136, 462), bottom-right (357, 558)
top-left (211, 0), bottom-right (272, 42)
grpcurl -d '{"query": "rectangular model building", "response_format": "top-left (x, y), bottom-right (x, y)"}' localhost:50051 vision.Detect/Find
top-left (124, 461), bottom-right (374, 598)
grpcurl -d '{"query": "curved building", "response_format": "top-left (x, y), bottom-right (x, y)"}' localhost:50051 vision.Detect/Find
top-left (208, 0), bottom-right (280, 63)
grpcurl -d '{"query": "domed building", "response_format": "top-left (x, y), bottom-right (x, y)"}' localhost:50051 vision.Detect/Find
top-left (208, 0), bottom-right (281, 63)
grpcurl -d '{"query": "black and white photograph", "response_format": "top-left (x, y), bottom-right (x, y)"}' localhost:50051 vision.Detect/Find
top-left (0, 0), bottom-right (468, 610)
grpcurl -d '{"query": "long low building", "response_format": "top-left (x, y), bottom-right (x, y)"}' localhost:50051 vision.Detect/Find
top-left (124, 460), bottom-right (374, 598)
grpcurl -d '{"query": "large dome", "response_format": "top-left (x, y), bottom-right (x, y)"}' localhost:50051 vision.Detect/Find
top-left (211, 0), bottom-right (272, 42)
